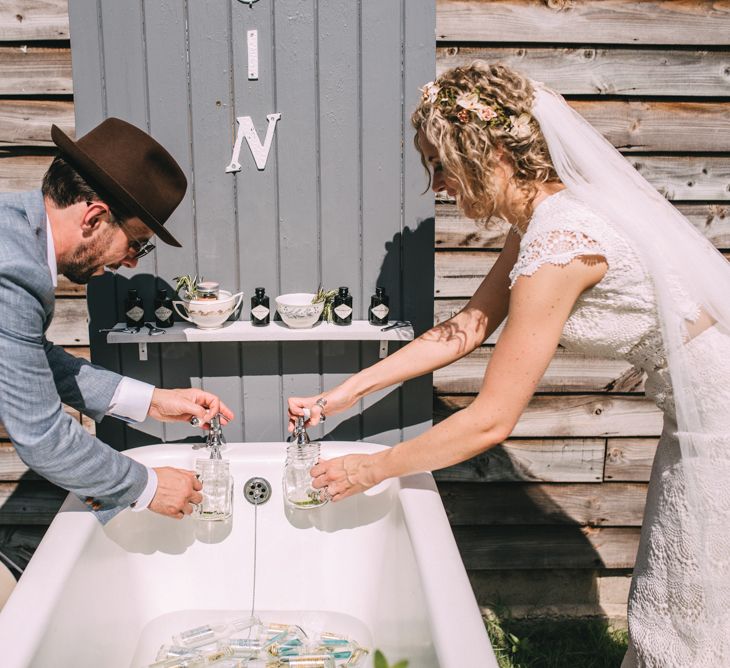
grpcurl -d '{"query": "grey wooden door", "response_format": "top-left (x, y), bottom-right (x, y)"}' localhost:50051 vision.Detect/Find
top-left (69, 0), bottom-right (435, 448)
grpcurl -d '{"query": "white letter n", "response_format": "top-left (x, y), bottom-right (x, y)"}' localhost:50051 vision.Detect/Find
top-left (225, 113), bottom-right (281, 173)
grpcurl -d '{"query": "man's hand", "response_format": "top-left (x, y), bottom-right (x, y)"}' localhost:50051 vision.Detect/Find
top-left (148, 387), bottom-right (234, 429)
top-left (148, 467), bottom-right (203, 518)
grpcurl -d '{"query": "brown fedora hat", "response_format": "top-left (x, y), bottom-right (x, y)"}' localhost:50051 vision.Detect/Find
top-left (51, 118), bottom-right (187, 247)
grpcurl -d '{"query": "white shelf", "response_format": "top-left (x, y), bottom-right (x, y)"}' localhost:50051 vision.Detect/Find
top-left (106, 320), bottom-right (413, 360)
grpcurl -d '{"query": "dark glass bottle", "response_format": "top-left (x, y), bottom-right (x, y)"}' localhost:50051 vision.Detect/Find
top-left (250, 287), bottom-right (270, 326)
top-left (368, 286), bottom-right (390, 326)
top-left (124, 289), bottom-right (145, 327)
top-left (333, 286), bottom-right (353, 325)
top-left (154, 288), bottom-right (175, 328)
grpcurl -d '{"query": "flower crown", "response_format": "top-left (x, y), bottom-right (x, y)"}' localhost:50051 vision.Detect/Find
top-left (420, 81), bottom-right (533, 139)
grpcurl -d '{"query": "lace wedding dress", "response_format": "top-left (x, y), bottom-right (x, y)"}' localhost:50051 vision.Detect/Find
top-left (508, 189), bottom-right (730, 667)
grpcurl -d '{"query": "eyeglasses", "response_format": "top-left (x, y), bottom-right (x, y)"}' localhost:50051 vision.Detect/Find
top-left (121, 226), bottom-right (156, 260)
top-left (86, 201), bottom-right (156, 260)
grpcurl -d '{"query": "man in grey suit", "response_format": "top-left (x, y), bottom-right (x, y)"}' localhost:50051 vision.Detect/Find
top-left (0, 118), bottom-right (234, 523)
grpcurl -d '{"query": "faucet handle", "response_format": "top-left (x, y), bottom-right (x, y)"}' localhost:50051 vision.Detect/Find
top-left (205, 413), bottom-right (227, 458)
top-left (289, 416), bottom-right (311, 446)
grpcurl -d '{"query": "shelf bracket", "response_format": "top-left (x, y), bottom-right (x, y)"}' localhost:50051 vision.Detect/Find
top-left (138, 342), bottom-right (148, 361)
top-left (378, 340), bottom-right (388, 359)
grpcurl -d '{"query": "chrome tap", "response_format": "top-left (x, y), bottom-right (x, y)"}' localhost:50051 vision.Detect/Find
top-left (289, 416), bottom-right (310, 447)
top-left (205, 414), bottom-right (226, 459)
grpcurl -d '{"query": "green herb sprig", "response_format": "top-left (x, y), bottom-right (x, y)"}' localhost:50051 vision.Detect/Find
top-left (312, 286), bottom-right (338, 323)
top-left (174, 274), bottom-right (203, 300)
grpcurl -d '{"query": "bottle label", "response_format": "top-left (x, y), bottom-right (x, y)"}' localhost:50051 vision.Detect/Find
top-left (251, 305), bottom-right (270, 320)
top-left (371, 304), bottom-right (389, 319)
top-left (334, 304), bottom-right (352, 319)
top-left (154, 306), bottom-right (173, 321)
top-left (126, 306), bottom-right (144, 322)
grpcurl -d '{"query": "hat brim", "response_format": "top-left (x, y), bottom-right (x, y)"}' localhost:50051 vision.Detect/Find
top-left (51, 124), bottom-right (182, 247)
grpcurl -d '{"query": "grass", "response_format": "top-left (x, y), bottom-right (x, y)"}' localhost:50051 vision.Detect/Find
top-left (484, 608), bottom-right (629, 668)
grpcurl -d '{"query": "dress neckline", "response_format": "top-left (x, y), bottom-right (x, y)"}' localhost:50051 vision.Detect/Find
top-left (511, 188), bottom-right (569, 238)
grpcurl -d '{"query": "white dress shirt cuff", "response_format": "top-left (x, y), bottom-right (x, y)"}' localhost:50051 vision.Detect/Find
top-left (107, 377), bottom-right (155, 423)
top-left (131, 467), bottom-right (158, 512)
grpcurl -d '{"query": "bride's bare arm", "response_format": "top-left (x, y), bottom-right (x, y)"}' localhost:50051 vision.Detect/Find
top-left (288, 230), bottom-right (522, 426)
top-left (311, 255), bottom-right (607, 499)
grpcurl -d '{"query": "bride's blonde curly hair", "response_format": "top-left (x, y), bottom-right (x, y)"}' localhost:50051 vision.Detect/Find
top-left (411, 61), bottom-right (559, 222)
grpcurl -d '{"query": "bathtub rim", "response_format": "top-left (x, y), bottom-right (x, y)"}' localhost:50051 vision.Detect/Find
top-left (0, 441), bottom-right (497, 667)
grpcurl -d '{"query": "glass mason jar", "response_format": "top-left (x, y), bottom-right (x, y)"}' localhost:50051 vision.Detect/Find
top-left (282, 443), bottom-right (328, 509)
top-left (194, 458), bottom-right (233, 521)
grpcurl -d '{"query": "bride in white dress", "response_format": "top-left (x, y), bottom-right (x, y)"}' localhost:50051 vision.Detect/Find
top-left (288, 62), bottom-right (730, 666)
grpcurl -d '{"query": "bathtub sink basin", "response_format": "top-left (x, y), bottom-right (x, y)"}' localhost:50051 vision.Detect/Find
top-left (0, 442), bottom-right (497, 667)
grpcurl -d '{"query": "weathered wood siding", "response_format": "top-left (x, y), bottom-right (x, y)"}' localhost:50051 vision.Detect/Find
top-left (433, 0), bottom-right (730, 618)
top-left (0, 1), bottom-right (81, 569)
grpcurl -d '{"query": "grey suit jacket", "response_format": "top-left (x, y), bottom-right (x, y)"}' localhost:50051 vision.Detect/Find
top-left (0, 190), bottom-right (148, 523)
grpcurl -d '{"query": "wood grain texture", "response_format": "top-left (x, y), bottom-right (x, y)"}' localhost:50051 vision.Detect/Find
top-left (55, 275), bottom-right (86, 296)
top-left (439, 481), bottom-right (648, 526)
top-left (604, 438), bottom-right (658, 482)
top-left (0, 443), bottom-right (32, 481)
top-left (434, 346), bottom-right (644, 394)
top-left (0, 0), bottom-right (69, 40)
top-left (433, 438), bottom-right (605, 482)
top-left (468, 568), bottom-right (632, 619)
top-left (0, 481), bottom-right (65, 524)
top-left (0, 45), bottom-right (72, 95)
top-left (46, 298), bottom-right (88, 346)
top-left (436, 0), bottom-right (730, 45)
top-left (436, 247), bottom-right (730, 298)
top-left (453, 525), bottom-right (641, 570)
top-left (0, 151), bottom-right (52, 191)
top-left (0, 99), bottom-right (74, 147)
top-left (437, 46), bottom-right (730, 97)
top-left (571, 100), bottom-right (730, 153)
top-left (435, 394), bottom-right (664, 437)
top-left (436, 203), bottom-right (730, 250)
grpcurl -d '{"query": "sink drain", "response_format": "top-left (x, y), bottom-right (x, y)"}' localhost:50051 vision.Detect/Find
top-left (243, 477), bottom-right (271, 505)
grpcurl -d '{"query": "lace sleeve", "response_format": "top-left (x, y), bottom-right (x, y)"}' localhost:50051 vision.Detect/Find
top-left (509, 229), bottom-right (607, 289)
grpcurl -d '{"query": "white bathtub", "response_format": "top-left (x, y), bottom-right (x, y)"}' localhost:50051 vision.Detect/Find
top-left (0, 442), bottom-right (496, 667)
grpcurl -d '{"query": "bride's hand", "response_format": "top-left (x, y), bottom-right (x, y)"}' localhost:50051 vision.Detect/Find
top-left (310, 453), bottom-right (384, 502)
top-left (287, 388), bottom-right (354, 432)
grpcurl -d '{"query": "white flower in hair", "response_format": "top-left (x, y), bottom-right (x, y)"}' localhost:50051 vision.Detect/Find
top-left (421, 81), bottom-right (440, 103)
top-left (455, 91), bottom-right (481, 110)
top-left (509, 113), bottom-right (533, 138)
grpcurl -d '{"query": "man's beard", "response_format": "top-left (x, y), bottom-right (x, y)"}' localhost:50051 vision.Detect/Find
top-left (60, 227), bottom-right (116, 284)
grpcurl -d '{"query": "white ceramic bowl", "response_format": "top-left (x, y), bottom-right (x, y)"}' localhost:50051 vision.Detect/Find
top-left (275, 293), bottom-right (324, 329)
top-left (173, 290), bottom-right (243, 329)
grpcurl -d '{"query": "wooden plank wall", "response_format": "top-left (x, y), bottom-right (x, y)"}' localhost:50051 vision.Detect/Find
top-left (433, 0), bottom-right (730, 618)
top-left (0, 0), bottom-right (84, 570)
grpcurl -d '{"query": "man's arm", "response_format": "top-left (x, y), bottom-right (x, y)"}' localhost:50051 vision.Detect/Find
top-left (0, 255), bottom-right (148, 517)
top-left (44, 337), bottom-right (129, 421)
top-left (0, 324), bottom-right (148, 512)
